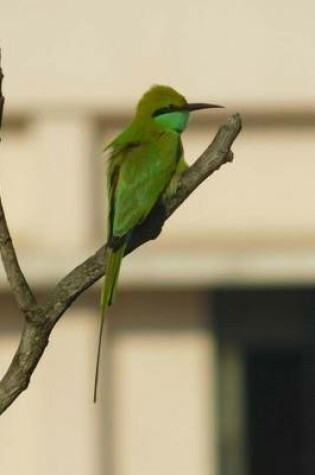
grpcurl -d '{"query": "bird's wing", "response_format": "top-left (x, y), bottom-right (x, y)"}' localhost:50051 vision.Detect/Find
top-left (109, 132), bottom-right (180, 238)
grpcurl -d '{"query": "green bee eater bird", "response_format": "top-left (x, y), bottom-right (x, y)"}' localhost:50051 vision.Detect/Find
top-left (94, 85), bottom-right (223, 401)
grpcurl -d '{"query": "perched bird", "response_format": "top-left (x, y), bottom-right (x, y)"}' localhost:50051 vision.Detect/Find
top-left (94, 85), bottom-right (222, 401)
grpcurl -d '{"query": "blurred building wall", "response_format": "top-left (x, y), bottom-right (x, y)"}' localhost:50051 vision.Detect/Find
top-left (0, 1), bottom-right (314, 474)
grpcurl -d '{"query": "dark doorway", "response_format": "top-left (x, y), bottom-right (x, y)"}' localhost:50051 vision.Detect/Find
top-left (246, 349), bottom-right (315, 475)
top-left (214, 288), bottom-right (315, 475)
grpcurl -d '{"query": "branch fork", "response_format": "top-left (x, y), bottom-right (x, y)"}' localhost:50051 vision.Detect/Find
top-left (0, 50), bottom-right (242, 414)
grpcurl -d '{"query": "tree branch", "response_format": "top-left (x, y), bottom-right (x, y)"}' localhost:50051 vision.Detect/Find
top-left (0, 198), bottom-right (37, 313)
top-left (0, 47), bottom-right (242, 414)
top-left (167, 115), bottom-right (239, 216)
top-left (0, 320), bottom-right (51, 408)
top-left (0, 51), bottom-right (37, 315)
top-left (43, 113), bottom-right (241, 325)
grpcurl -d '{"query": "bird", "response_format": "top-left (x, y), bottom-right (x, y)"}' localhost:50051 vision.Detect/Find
top-left (94, 85), bottom-right (223, 401)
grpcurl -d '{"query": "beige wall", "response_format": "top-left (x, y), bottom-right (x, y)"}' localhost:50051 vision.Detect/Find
top-left (0, 298), bottom-right (101, 475)
top-left (109, 291), bottom-right (217, 475)
top-left (0, 291), bottom-right (216, 475)
top-left (1, 0), bottom-right (314, 109)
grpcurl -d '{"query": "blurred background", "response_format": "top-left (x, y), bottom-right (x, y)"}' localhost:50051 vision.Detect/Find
top-left (0, 1), bottom-right (315, 474)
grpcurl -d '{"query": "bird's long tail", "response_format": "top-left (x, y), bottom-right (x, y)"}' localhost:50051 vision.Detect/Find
top-left (94, 243), bottom-right (126, 402)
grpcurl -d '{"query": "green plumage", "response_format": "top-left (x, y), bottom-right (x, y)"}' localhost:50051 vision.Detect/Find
top-left (94, 85), bottom-right (222, 401)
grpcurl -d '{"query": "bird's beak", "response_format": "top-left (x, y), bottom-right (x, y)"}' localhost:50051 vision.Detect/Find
top-left (184, 103), bottom-right (224, 112)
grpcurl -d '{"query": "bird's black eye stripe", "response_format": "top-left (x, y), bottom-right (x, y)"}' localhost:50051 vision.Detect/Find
top-left (152, 105), bottom-right (176, 117)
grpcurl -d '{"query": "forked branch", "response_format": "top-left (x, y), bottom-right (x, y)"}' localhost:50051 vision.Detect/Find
top-left (0, 50), bottom-right (242, 414)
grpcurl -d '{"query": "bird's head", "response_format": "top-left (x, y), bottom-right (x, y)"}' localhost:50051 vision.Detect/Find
top-left (136, 85), bottom-right (222, 133)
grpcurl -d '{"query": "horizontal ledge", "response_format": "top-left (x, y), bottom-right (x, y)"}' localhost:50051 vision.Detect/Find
top-left (122, 250), bottom-right (315, 287)
top-left (3, 104), bottom-right (315, 130)
top-left (0, 249), bottom-right (315, 290)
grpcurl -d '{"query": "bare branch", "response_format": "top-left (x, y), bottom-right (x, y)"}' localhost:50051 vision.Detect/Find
top-left (0, 198), bottom-right (37, 313)
top-left (0, 47), bottom-right (242, 414)
top-left (0, 50), bottom-right (46, 414)
top-left (43, 113), bottom-right (242, 325)
top-left (0, 319), bottom-right (51, 413)
top-left (45, 246), bottom-right (106, 323)
top-left (167, 114), bottom-right (241, 216)
top-left (0, 52), bottom-right (37, 314)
